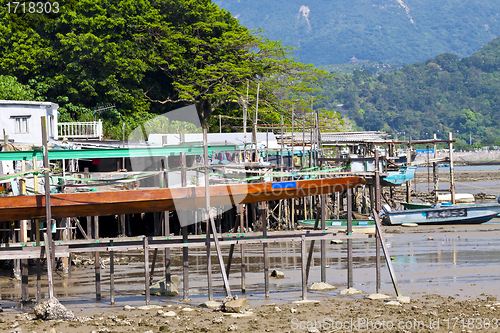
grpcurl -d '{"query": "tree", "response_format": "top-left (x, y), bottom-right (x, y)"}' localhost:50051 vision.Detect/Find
top-left (0, 75), bottom-right (38, 100)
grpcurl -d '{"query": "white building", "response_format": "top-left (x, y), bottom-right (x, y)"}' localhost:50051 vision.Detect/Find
top-left (0, 100), bottom-right (59, 144)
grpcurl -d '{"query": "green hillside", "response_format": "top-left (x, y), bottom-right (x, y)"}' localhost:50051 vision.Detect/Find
top-left (214, 0), bottom-right (500, 66)
top-left (315, 36), bottom-right (500, 149)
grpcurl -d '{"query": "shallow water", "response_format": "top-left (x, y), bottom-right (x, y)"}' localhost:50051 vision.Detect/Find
top-left (2, 221), bottom-right (500, 313)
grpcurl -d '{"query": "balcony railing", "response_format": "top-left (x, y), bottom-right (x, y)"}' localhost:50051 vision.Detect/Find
top-left (58, 120), bottom-right (103, 141)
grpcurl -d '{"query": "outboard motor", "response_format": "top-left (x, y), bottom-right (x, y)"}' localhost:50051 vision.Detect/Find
top-left (498, 196), bottom-right (500, 204)
top-left (379, 204), bottom-right (392, 225)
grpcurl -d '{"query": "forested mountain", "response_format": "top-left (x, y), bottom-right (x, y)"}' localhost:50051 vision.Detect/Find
top-left (214, 0), bottom-right (500, 66)
top-left (315, 36), bottom-right (500, 149)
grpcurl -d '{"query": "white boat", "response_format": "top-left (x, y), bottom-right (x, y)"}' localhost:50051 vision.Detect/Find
top-left (382, 201), bottom-right (500, 225)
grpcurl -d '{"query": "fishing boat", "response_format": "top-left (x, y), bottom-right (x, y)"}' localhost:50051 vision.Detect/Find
top-left (0, 176), bottom-right (365, 222)
top-left (381, 202), bottom-right (500, 225)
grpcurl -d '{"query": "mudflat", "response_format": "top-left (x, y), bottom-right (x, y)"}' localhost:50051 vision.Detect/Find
top-left (1, 294), bottom-right (499, 333)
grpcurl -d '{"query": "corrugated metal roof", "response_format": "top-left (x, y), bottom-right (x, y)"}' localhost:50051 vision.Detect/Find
top-left (279, 131), bottom-right (391, 144)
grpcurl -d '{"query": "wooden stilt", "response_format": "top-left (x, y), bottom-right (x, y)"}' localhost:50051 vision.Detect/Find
top-left (238, 205), bottom-right (246, 293)
top-left (433, 134), bottom-right (439, 203)
top-left (94, 216), bottom-right (101, 301)
top-left (181, 218), bottom-right (189, 301)
top-left (225, 217), bottom-right (240, 277)
top-left (161, 159), bottom-right (171, 293)
top-left (320, 195), bottom-right (326, 283)
top-left (43, 233), bottom-right (54, 299)
top-left (449, 132), bottom-right (456, 204)
top-left (164, 210), bottom-right (171, 294)
top-left (42, 117), bottom-right (54, 299)
top-left (120, 214), bottom-right (126, 236)
top-left (406, 143), bottom-right (412, 203)
top-left (372, 210), bottom-right (401, 296)
top-left (262, 202), bottom-right (269, 298)
top-left (347, 187), bottom-right (353, 288)
top-left (36, 219), bottom-right (41, 303)
top-left (20, 161), bottom-right (28, 303)
top-left (305, 207), bottom-right (321, 283)
top-left (301, 235), bottom-right (307, 300)
top-left (375, 150), bottom-right (381, 293)
top-left (144, 237), bottom-right (150, 305)
top-left (110, 247), bottom-right (115, 305)
top-left (149, 248), bottom-right (158, 285)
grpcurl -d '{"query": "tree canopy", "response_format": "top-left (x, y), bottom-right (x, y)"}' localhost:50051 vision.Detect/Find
top-left (0, 0), bottom-right (334, 138)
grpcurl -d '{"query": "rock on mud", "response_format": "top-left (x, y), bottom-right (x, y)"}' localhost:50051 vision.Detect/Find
top-left (149, 275), bottom-right (181, 296)
top-left (223, 299), bottom-right (249, 313)
top-left (269, 270), bottom-right (285, 279)
top-left (34, 297), bottom-right (75, 321)
top-left (339, 288), bottom-right (363, 295)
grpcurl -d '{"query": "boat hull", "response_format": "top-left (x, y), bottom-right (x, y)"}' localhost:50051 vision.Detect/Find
top-left (0, 177), bottom-right (365, 222)
top-left (383, 204), bottom-right (500, 225)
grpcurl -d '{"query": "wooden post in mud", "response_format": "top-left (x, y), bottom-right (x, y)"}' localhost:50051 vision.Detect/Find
top-left (43, 233), bottom-right (54, 299)
top-left (406, 141), bottom-right (412, 203)
top-left (34, 154), bottom-right (42, 302)
top-left (204, 130), bottom-right (213, 301)
top-left (239, 205), bottom-right (246, 293)
top-left (20, 161), bottom-right (29, 303)
top-left (449, 132), bottom-right (456, 204)
top-left (306, 207), bottom-right (321, 283)
top-left (433, 134), bottom-right (439, 203)
top-left (320, 195), bottom-right (326, 282)
top-left (180, 132), bottom-right (189, 301)
top-left (42, 117), bottom-right (55, 299)
top-left (161, 159), bottom-right (171, 293)
top-left (95, 216), bottom-right (101, 301)
top-left (144, 237), bottom-right (150, 305)
top-left (347, 187), bottom-right (353, 288)
top-left (374, 150), bottom-right (382, 293)
top-left (301, 235), bottom-right (307, 300)
top-left (262, 202), bottom-right (269, 298)
top-left (110, 246), bottom-right (115, 305)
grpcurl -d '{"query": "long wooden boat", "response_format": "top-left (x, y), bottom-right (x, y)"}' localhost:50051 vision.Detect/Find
top-left (382, 203), bottom-right (500, 225)
top-left (0, 176), bottom-right (365, 222)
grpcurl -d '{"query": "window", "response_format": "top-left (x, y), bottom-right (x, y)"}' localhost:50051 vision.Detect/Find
top-left (13, 116), bottom-right (29, 134)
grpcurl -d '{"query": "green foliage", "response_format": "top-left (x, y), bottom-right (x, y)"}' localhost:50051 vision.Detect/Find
top-left (0, 0), bottom-right (334, 138)
top-left (316, 35), bottom-right (500, 145)
top-left (0, 75), bottom-right (38, 100)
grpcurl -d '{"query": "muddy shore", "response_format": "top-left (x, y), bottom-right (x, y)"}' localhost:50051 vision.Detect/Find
top-left (1, 294), bottom-right (500, 333)
top-left (2, 223), bottom-right (500, 332)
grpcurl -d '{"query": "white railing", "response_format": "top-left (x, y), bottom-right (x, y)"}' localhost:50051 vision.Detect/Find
top-left (58, 120), bottom-right (103, 141)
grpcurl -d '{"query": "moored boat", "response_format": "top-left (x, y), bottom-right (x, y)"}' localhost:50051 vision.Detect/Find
top-left (382, 202), bottom-right (500, 225)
